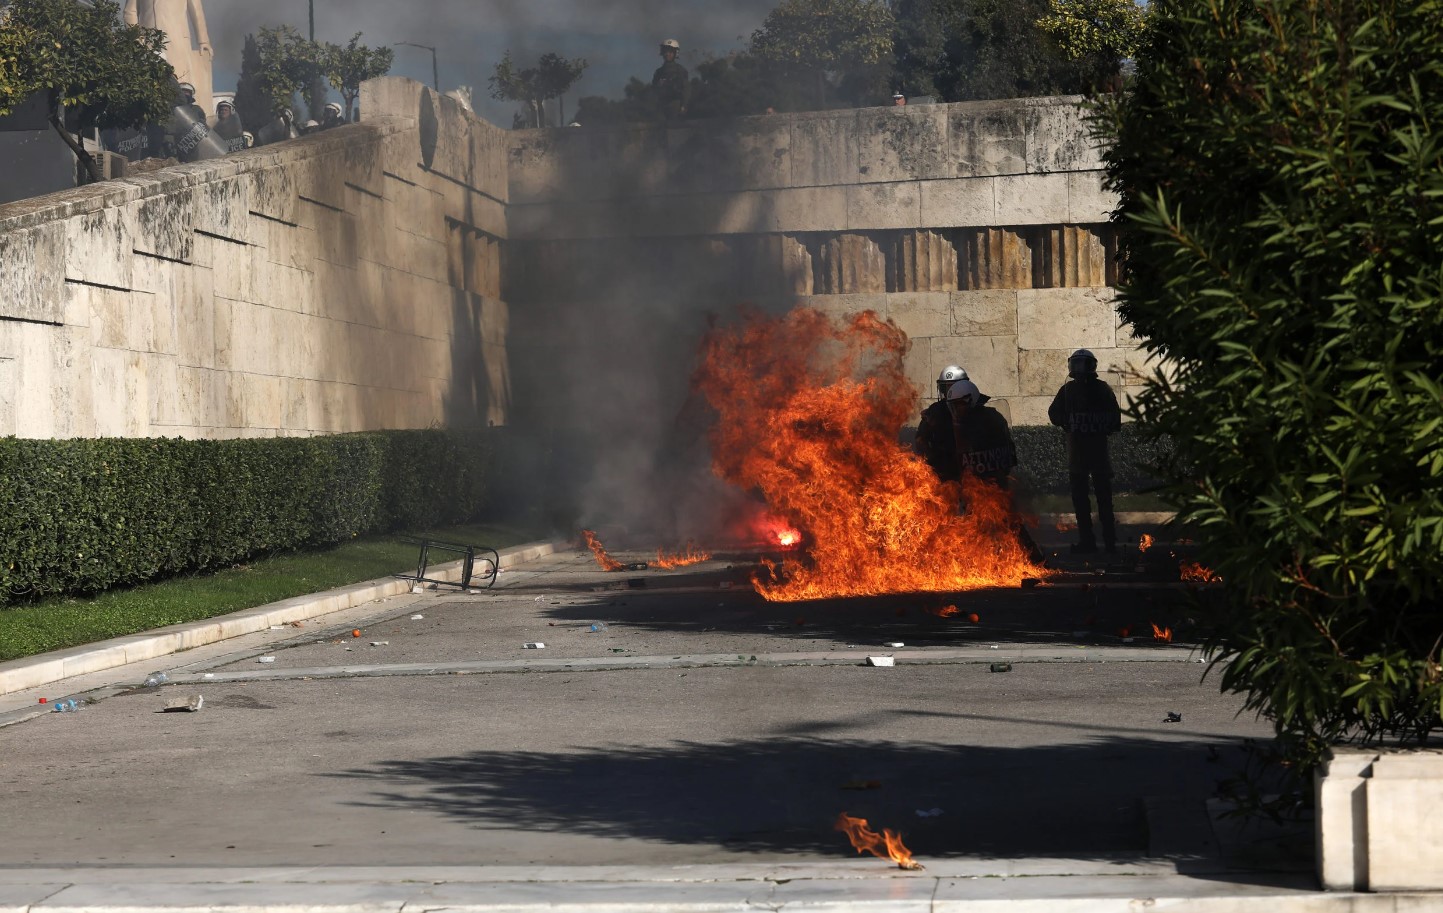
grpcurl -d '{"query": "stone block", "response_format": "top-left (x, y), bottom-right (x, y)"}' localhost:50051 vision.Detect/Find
top-left (1366, 759), bottom-right (1443, 891)
top-left (949, 289), bottom-right (1018, 337)
top-left (1008, 395), bottom-right (1053, 427)
top-left (64, 206), bottom-right (132, 290)
top-left (949, 105), bottom-right (1028, 177)
top-left (147, 354), bottom-right (181, 427)
top-left (919, 178), bottom-right (996, 229)
top-left (90, 347), bottom-right (147, 436)
top-left (0, 221), bottom-right (66, 325)
top-left (1017, 288), bottom-right (1119, 350)
top-left (1024, 101), bottom-right (1104, 174)
top-left (886, 292), bottom-right (951, 341)
top-left (1068, 170), bottom-right (1119, 224)
top-left (1018, 348), bottom-right (1073, 396)
top-left (855, 105), bottom-right (949, 184)
top-left (0, 354), bottom-right (14, 437)
top-left (126, 190), bottom-right (195, 262)
top-left (996, 173), bottom-right (1070, 225)
top-left (193, 175), bottom-right (253, 245)
top-left (845, 182), bottom-right (922, 230)
top-left (789, 110), bottom-right (860, 186)
top-left (945, 334), bottom-right (1019, 397)
top-left (248, 164), bottom-right (299, 225)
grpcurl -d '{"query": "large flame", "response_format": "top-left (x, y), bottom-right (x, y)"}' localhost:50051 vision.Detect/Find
top-left (581, 529), bottom-right (625, 572)
top-left (1180, 561), bottom-right (1221, 583)
top-left (835, 812), bottom-right (921, 869)
top-left (692, 307), bottom-right (1046, 601)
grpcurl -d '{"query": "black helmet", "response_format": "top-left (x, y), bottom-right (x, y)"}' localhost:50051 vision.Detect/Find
top-left (1068, 348), bottom-right (1098, 378)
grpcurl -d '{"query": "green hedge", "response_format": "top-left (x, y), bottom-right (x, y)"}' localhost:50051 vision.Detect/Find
top-left (1012, 423), bottom-right (1172, 493)
top-left (0, 430), bottom-right (494, 605)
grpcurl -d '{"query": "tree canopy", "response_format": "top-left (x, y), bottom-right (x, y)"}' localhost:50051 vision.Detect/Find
top-left (489, 51), bottom-right (588, 128)
top-left (1036, 0), bottom-right (1149, 63)
top-left (0, 0), bottom-right (175, 182)
top-left (323, 33), bottom-right (393, 120)
top-left (750, 0), bottom-right (895, 107)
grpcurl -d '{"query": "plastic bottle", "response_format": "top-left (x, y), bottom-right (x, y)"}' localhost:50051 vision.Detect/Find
top-left (51, 698), bottom-right (79, 713)
top-left (142, 671), bottom-right (168, 688)
top-left (588, 622), bottom-right (608, 632)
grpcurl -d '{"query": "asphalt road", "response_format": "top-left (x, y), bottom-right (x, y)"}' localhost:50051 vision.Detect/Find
top-left (0, 533), bottom-right (1272, 869)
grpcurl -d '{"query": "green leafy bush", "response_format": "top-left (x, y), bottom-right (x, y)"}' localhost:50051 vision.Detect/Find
top-left (0, 430), bottom-right (494, 605)
top-left (1102, 0), bottom-right (1443, 771)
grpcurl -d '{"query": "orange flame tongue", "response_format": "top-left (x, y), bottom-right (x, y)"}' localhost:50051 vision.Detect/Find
top-left (693, 307), bottom-right (1046, 602)
top-left (654, 543), bottom-right (711, 569)
top-left (1151, 622), bottom-right (1173, 643)
top-left (581, 529), bottom-right (625, 572)
top-left (835, 812), bottom-right (921, 870)
top-left (1139, 533), bottom-right (1155, 553)
top-left (1180, 561), bottom-right (1221, 582)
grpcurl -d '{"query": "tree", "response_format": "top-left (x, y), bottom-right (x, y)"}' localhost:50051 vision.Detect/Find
top-left (0, 0), bottom-right (175, 183)
top-left (749, 0), bottom-right (896, 108)
top-left (233, 34), bottom-right (270, 134)
top-left (889, 0), bottom-right (1116, 101)
top-left (321, 33), bottom-right (393, 121)
top-left (254, 25), bottom-right (319, 116)
top-left (1036, 0), bottom-right (1149, 64)
top-left (489, 51), bottom-right (588, 128)
top-left (1102, 0), bottom-right (1443, 788)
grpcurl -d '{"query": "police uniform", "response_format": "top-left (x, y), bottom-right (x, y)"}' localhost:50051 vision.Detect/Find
top-left (1048, 375), bottom-right (1123, 551)
top-left (652, 59), bottom-right (690, 119)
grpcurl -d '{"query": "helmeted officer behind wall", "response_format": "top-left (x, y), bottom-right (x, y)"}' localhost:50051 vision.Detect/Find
top-left (1048, 348), bottom-right (1123, 554)
top-left (913, 365), bottom-right (969, 482)
top-left (947, 378), bottom-right (1045, 563)
top-left (652, 38), bottom-right (690, 120)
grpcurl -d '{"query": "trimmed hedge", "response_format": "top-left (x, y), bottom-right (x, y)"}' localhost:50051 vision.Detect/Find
top-left (1013, 423), bottom-right (1172, 493)
top-left (0, 430), bottom-right (493, 605)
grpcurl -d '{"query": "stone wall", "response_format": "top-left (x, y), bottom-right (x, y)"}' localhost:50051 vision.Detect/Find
top-left (0, 77), bottom-right (509, 439)
top-left (505, 95), bottom-right (1142, 428)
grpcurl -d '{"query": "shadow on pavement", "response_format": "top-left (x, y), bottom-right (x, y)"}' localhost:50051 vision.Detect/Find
top-left (328, 733), bottom-right (1256, 860)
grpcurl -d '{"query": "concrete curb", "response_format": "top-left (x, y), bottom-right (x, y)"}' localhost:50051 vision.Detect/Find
top-left (0, 540), bottom-right (563, 699)
top-left (1038, 511), bottom-right (1177, 527)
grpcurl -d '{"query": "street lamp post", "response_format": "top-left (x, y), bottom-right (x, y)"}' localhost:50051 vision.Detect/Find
top-left (394, 42), bottom-right (439, 91)
top-left (308, 0), bottom-right (314, 41)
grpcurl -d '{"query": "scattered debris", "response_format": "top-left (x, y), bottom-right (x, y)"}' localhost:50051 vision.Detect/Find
top-left (867, 656), bottom-right (895, 667)
top-left (588, 622), bottom-right (608, 632)
top-left (928, 605), bottom-right (960, 618)
top-left (1164, 711), bottom-right (1183, 723)
top-left (50, 699), bottom-right (80, 713)
top-left (203, 673), bottom-right (215, 679)
top-left (411, 614), bottom-right (424, 620)
top-left (884, 641), bottom-right (905, 648)
top-left (258, 656), bottom-right (276, 663)
top-left (989, 662), bottom-right (1012, 673)
top-left (411, 585), bottom-right (424, 594)
top-left (269, 625), bottom-right (285, 631)
top-left (968, 613), bottom-right (980, 623)
top-left (524, 642), bottom-right (545, 649)
top-left (142, 672), bottom-right (168, 688)
top-left (369, 641), bottom-right (389, 647)
top-left (160, 695), bottom-right (204, 713)
top-left (352, 630), bottom-right (361, 638)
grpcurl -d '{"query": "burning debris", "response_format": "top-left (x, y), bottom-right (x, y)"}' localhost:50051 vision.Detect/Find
top-left (692, 308), bottom-right (1048, 602)
top-left (1139, 533), bottom-right (1155, 553)
top-left (1151, 622), bottom-right (1173, 643)
top-left (835, 812), bottom-right (922, 870)
top-left (1180, 561), bottom-right (1222, 583)
top-left (927, 604), bottom-right (960, 618)
top-left (654, 543), bottom-right (711, 569)
top-left (581, 529), bottom-right (625, 571)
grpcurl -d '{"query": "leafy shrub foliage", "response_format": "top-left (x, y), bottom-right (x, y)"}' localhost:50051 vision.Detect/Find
top-left (0, 430), bottom-right (493, 604)
top-left (1102, 0), bottom-right (1443, 770)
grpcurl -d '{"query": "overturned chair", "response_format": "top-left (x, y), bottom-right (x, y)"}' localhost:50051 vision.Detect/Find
top-left (399, 536), bottom-right (500, 592)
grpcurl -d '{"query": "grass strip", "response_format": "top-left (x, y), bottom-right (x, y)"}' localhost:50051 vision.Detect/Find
top-left (0, 523), bottom-right (546, 663)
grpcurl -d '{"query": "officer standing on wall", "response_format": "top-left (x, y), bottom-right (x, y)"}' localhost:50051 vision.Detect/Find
top-left (167, 82), bottom-right (210, 162)
top-left (652, 38), bottom-right (690, 120)
top-left (1048, 348), bottom-right (1123, 554)
top-left (913, 365), bottom-right (969, 482)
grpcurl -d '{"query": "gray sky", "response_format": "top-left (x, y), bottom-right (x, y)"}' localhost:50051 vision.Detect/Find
top-left (204, 0), bottom-right (778, 123)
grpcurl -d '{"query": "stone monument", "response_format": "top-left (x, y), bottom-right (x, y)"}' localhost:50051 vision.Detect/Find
top-left (123, 0), bottom-right (214, 115)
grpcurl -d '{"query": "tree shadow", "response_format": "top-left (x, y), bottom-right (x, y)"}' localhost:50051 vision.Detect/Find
top-left (324, 733), bottom-right (1268, 861)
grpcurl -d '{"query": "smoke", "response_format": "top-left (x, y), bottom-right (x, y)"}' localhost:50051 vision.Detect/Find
top-left (205, 0), bottom-right (776, 122)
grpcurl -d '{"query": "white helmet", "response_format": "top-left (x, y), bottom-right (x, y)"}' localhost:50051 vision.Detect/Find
top-left (936, 365), bottom-right (968, 399)
top-left (946, 379), bottom-right (982, 408)
top-left (660, 38), bottom-right (681, 51)
top-left (216, 98), bottom-right (233, 111)
top-left (324, 102), bottom-right (343, 117)
top-left (1067, 348), bottom-right (1098, 378)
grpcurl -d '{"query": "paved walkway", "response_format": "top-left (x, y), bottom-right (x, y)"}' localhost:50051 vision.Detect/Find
top-left (0, 527), bottom-right (1406, 908)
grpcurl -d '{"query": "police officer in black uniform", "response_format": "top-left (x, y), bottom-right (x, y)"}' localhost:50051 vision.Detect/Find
top-left (1048, 348), bottom-right (1123, 554)
top-left (913, 365), bottom-right (969, 482)
top-left (652, 38), bottom-right (690, 120)
top-left (947, 378), bottom-right (1044, 563)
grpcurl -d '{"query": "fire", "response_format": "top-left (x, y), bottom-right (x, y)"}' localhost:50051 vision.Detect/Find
top-left (692, 308), bottom-right (1047, 601)
top-left (1151, 622), bottom-right (1173, 643)
top-left (1180, 561), bottom-right (1221, 583)
top-left (1139, 533), bottom-right (1154, 553)
top-left (927, 604), bottom-right (960, 618)
top-left (654, 543), bottom-right (711, 569)
top-left (581, 529), bottom-right (625, 572)
top-left (777, 529), bottom-right (800, 547)
top-left (835, 812), bottom-right (922, 870)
